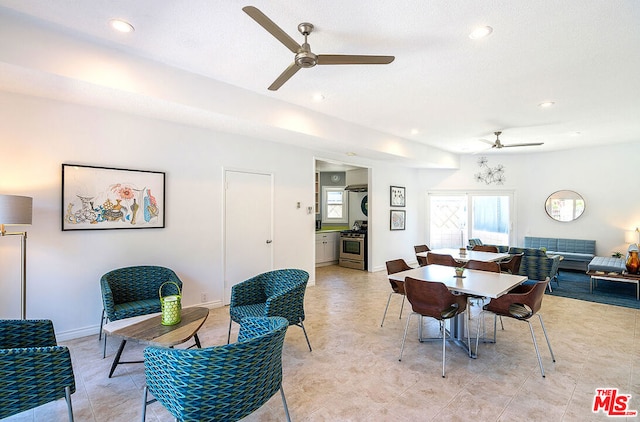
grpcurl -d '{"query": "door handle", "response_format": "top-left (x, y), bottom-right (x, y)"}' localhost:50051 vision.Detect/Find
top-left (266, 240), bottom-right (273, 244)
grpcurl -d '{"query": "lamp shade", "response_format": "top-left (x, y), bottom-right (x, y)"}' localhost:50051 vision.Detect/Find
top-left (0, 195), bottom-right (33, 225)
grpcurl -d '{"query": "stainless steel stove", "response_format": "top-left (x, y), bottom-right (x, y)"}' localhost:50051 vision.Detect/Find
top-left (339, 220), bottom-right (367, 270)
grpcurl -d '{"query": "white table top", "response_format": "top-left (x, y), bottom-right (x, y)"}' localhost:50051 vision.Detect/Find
top-left (388, 264), bottom-right (527, 298)
top-left (416, 248), bottom-right (510, 263)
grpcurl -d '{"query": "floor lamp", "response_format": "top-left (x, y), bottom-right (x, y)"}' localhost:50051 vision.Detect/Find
top-left (0, 195), bottom-right (33, 319)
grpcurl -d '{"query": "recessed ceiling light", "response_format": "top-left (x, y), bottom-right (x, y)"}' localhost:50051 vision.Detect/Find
top-left (346, 152), bottom-right (357, 156)
top-left (469, 26), bottom-right (493, 40)
top-left (410, 129), bottom-right (419, 135)
top-left (312, 93), bottom-right (325, 102)
top-left (538, 101), bottom-right (555, 108)
top-left (109, 19), bottom-right (135, 33)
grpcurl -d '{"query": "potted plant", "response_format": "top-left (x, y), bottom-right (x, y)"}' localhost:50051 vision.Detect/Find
top-left (455, 267), bottom-right (465, 277)
top-left (612, 251), bottom-right (623, 259)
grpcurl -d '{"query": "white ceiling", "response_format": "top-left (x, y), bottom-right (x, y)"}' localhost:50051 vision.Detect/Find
top-left (0, 1), bottom-right (639, 167)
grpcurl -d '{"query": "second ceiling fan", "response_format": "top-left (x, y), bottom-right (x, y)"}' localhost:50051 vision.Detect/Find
top-left (481, 131), bottom-right (544, 149)
top-left (243, 6), bottom-right (395, 91)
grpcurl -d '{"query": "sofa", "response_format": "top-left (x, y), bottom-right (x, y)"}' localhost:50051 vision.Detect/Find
top-left (524, 236), bottom-right (595, 271)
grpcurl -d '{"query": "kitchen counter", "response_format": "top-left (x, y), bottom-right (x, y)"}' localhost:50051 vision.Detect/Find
top-left (316, 226), bottom-right (349, 233)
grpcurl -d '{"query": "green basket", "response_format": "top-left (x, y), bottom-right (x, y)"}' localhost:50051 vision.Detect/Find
top-left (159, 281), bottom-right (182, 326)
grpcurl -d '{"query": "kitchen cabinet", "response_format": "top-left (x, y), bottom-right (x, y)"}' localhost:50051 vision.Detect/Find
top-left (315, 232), bottom-right (339, 266)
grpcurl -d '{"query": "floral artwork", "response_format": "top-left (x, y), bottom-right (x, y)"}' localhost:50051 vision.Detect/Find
top-left (62, 164), bottom-right (165, 230)
top-left (390, 210), bottom-right (405, 230)
top-left (475, 156), bottom-right (505, 185)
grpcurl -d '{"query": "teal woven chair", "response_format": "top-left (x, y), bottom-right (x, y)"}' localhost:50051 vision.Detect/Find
top-left (507, 247), bottom-right (561, 290)
top-left (142, 316), bottom-right (290, 422)
top-left (0, 319), bottom-right (75, 421)
top-left (228, 269), bottom-right (312, 351)
top-left (99, 265), bottom-right (182, 357)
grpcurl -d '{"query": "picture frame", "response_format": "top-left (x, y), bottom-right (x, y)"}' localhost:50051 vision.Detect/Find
top-left (62, 164), bottom-right (165, 231)
top-left (390, 210), bottom-right (406, 231)
top-left (390, 185), bottom-right (405, 207)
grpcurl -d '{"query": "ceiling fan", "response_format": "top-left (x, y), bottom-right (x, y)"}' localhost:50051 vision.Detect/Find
top-left (243, 6), bottom-right (395, 91)
top-left (481, 131), bottom-right (544, 149)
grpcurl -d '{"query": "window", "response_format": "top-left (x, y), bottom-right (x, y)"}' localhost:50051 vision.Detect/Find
top-left (428, 191), bottom-right (513, 248)
top-left (322, 187), bottom-right (348, 224)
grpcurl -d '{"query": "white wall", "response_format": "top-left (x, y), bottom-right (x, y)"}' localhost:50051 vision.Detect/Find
top-left (3, 88), bottom-right (637, 340)
top-left (419, 143), bottom-right (640, 256)
top-left (0, 91), bottom-right (318, 339)
top-left (0, 90), bottom-right (425, 339)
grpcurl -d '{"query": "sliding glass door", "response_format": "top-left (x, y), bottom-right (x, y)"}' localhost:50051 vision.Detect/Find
top-left (428, 192), bottom-right (513, 248)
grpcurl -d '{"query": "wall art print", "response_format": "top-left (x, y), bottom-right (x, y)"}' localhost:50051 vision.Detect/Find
top-left (390, 186), bottom-right (405, 207)
top-left (62, 164), bottom-right (165, 231)
top-left (390, 210), bottom-right (406, 231)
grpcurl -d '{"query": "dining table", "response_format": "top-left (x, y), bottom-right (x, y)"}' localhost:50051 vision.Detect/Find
top-left (388, 264), bottom-right (527, 358)
top-left (416, 248), bottom-right (510, 263)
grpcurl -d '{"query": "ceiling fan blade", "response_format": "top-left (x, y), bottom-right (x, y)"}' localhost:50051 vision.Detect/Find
top-left (502, 142), bottom-right (545, 148)
top-left (317, 54), bottom-right (395, 65)
top-left (268, 63), bottom-right (301, 91)
top-left (243, 6), bottom-right (301, 54)
top-left (479, 139), bottom-right (494, 146)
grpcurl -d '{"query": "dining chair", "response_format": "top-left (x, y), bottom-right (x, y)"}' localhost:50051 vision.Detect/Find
top-left (414, 244), bottom-right (430, 266)
top-left (476, 278), bottom-right (556, 377)
top-left (381, 259), bottom-right (412, 327)
top-left (464, 260), bottom-right (503, 330)
top-left (464, 260), bottom-right (500, 272)
top-left (426, 252), bottom-right (458, 267)
top-left (471, 245), bottom-right (499, 253)
top-left (500, 253), bottom-right (523, 274)
top-left (399, 277), bottom-right (469, 377)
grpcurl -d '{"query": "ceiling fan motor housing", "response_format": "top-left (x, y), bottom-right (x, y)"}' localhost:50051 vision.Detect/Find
top-left (296, 46), bottom-right (317, 67)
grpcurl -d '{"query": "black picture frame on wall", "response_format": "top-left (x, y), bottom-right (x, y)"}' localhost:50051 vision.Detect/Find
top-left (390, 210), bottom-right (406, 231)
top-left (390, 186), bottom-right (405, 207)
top-left (62, 164), bottom-right (165, 231)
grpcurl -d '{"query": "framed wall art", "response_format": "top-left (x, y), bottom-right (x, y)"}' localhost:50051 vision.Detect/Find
top-left (390, 210), bottom-right (406, 231)
top-left (62, 164), bottom-right (165, 231)
top-left (390, 186), bottom-right (405, 207)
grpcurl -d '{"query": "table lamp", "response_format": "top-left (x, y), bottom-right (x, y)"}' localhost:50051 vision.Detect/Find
top-left (625, 227), bottom-right (640, 246)
top-left (0, 195), bottom-right (33, 319)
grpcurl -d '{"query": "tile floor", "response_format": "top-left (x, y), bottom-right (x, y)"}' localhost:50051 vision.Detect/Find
top-left (7, 265), bottom-right (640, 421)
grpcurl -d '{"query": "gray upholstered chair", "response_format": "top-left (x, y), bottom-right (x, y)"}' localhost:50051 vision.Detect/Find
top-left (0, 320), bottom-right (75, 421)
top-left (228, 269), bottom-right (311, 351)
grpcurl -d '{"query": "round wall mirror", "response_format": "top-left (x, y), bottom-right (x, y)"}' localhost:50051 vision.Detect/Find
top-left (545, 190), bottom-right (585, 222)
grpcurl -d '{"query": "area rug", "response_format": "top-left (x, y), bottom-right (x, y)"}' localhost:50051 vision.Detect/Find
top-left (546, 270), bottom-right (640, 310)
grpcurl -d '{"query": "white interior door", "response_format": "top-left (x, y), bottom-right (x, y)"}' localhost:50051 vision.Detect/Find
top-left (224, 170), bottom-right (273, 304)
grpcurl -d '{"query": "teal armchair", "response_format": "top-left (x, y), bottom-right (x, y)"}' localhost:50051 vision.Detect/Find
top-left (142, 316), bottom-right (290, 422)
top-left (0, 319), bottom-right (75, 421)
top-left (99, 265), bottom-right (182, 356)
top-left (228, 269), bottom-right (311, 351)
top-left (507, 247), bottom-right (561, 288)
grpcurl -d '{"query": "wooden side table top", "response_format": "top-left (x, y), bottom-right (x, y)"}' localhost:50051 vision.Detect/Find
top-left (103, 306), bottom-right (209, 347)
